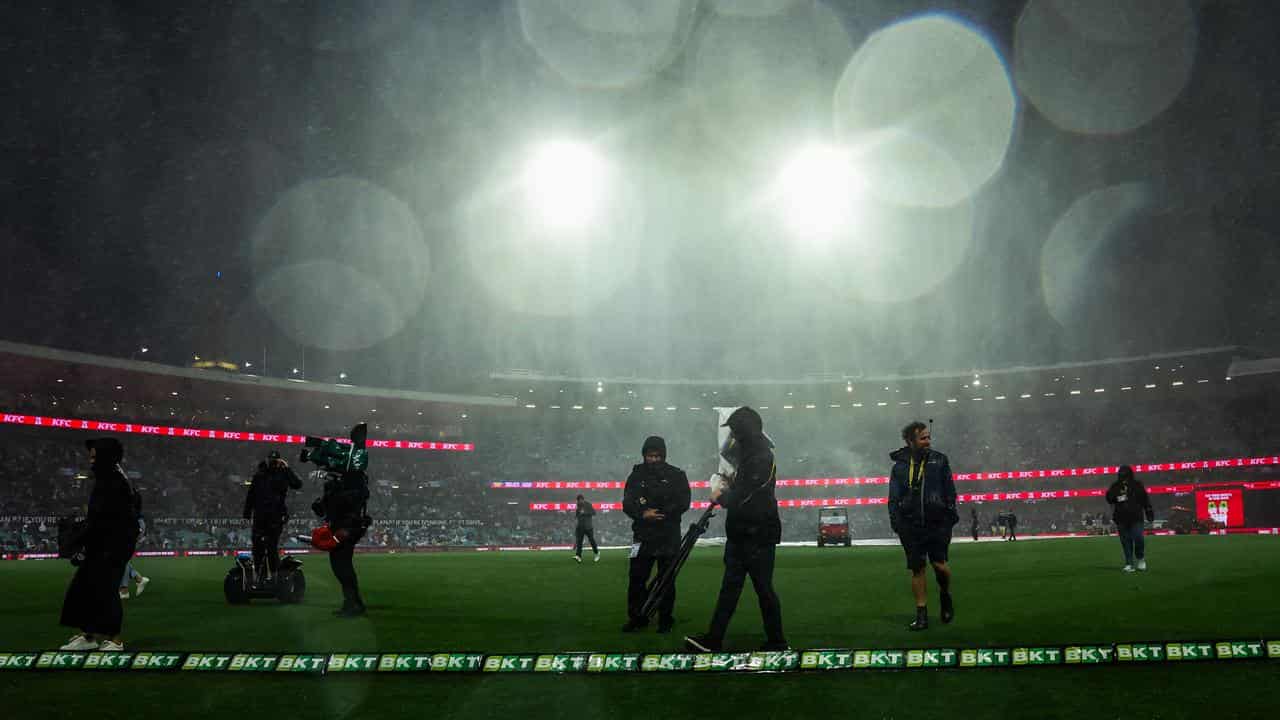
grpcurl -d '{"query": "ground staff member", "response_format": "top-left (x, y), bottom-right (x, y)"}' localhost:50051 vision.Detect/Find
top-left (621, 436), bottom-right (690, 633)
top-left (888, 421), bottom-right (957, 631)
top-left (685, 407), bottom-right (787, 652)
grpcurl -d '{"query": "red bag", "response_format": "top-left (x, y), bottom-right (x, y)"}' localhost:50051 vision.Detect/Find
top-left (310, 526), bottom-right (339, 551)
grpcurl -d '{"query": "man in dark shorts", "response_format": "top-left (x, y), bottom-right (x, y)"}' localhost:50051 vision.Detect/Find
top-left (888, 421), bottom-right (958, 631)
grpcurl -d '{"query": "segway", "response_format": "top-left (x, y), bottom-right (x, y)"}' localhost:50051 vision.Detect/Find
top-left (224, 551), bottom-right (306, 605)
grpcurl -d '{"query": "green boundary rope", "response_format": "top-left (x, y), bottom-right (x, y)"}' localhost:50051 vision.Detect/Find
top-left (1, 639), bottom-right (1276, 675)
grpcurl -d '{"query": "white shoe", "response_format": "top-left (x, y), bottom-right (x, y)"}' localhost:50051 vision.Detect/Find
top-left (135, 576), bottom-right (150, 595)
top-left (574, 555), bottom-right (582, 563)
top-left (99, 640), bottom-right (124, 652)
top-left (1136, 560), bottom-right (1147, 571)
top-left (1122, 565), bottom-right (1136, 573)
top-left (60, 634), bottom-right (99, 651)
top-left (593, 553), bottom-right (600, 563)
top-left (119, 587), bottom-right (130, 600)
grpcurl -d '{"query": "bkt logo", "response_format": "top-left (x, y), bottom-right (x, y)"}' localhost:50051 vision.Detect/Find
top-left (1215, 642), bottom-right (1264, 659)
top-left (587, 654), bottom-right (640, 672)
top-left (1064, 646), bottom-right (1114, 664)
top-left (1116, 645), bottom-right (1164, 662)
top-left (1165, 643), bottom-right (1214, 661)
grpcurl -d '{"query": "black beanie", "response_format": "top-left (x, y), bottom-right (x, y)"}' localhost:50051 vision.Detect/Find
top-left (642, 436), bottom-right (666, 458)
top-left (1118, 465), bottom-right (1134, 482)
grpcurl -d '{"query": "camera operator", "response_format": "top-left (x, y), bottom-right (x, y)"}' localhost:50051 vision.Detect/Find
top-left (243, 449), bottom-right (302, 583)
top-left (621, 436), bottom-right (690, 633)
top-left (58, 438), bottom-right (139, 652)
top-left (313, 468), bottom-right (370, 617)
top-left (685, 407), bottom-right (787, 653)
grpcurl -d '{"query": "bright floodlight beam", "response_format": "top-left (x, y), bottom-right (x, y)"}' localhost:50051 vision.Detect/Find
top-left (776, 144), bottom-right (860, 241)
top-left (523, 140), bottom-right (607, 231)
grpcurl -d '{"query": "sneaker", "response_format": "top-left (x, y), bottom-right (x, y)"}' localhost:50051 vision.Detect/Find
top-left (683, 633), bottom-right (721, 653)
top-left (908, 609), bottom-right (929, 631)
top-left (940, 593), bottom-right (955, 624)
top-left (119, 587), bottom-right (130, 600)
top-left (60, 634), bottom-right (99, 651)
top-left (656, 618), bottom-right (675, 634)
top-left (621, 617), bottom-right (649, 633)
top-left (135, 576), bottom-right (150, 595)
top-left (574, 555), bottom-right (582, 564)
top-left (593, 553), bottom-right (600, 563)
top-left (1136, 559), bottom-right (1147, 571)
top-left (99, 640), bottom-right (124, 652)
top-left (1122, 565), bottom-right (1136, 573)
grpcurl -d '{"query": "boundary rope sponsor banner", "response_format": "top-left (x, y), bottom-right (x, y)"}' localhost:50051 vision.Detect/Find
top-left (1, 640), bottom-right (1274, 675)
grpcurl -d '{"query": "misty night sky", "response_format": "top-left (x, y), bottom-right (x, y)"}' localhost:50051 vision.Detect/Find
top-left (2, 0), bottom-right (1279, 391)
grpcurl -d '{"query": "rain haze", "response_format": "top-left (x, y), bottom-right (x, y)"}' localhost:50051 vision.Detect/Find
top-left (3, 2), bottom-right (1280, 718)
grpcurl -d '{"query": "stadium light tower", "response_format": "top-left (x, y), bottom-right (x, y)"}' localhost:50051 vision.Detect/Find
top-left (522, 140), bottom-right (608, 231)
top-left (775, 143), bottom-right (861, 241)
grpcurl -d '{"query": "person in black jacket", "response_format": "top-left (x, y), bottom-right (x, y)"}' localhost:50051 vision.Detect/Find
top-left (59, 438), bottom-right (139, 651)
top-left (243, 449), bottom-right (302, 582)
top-left (313, 468), bottom-right (371, 617)
top-left (685, 407), bottom-right (787, 653)
top-left (621, 436), bottom-right (691, 633)
top-left (970, 506), bottom-right (980, 541)
top-left (888, 421), bottom-right (958, 631)
top-left (1106, 465), bottom-right (1154, 572)
top-left (572, 494), bottom-right (599, 563)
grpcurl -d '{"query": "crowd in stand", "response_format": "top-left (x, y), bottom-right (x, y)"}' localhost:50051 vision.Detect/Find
top-left (2, 387), bottom-right (1276, 553)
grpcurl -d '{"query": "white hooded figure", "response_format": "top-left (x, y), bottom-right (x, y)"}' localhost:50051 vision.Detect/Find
top-left (711, 407), bottom-right (774, 498)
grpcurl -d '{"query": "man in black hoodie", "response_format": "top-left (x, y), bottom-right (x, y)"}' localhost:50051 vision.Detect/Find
top-left (573, 494), bottom-right (599, 563)
top-left (888, 421), bottom-right (958, 631)
top-left (59, 438), bottom-right (139, 651)
top-left (1106, 465), bottom-right (1154, 572)
top-left (685, 407), bottom-right (787, 653)
top-left (243, 449), bottom-right (302, 582)
top-left (621, 436), bottom-right (690, 633)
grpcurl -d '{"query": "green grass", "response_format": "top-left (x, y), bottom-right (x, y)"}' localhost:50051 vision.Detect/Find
top-left (2, 536), bottom-right (1278, 719)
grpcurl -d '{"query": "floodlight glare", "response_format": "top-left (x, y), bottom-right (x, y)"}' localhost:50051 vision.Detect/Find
top-left (776, 144), bottom-right (860, 239)
top-left (523, 140), bottom-right (607, 231)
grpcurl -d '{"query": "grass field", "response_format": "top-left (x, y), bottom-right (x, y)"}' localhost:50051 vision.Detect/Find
top-left (2, 535), bottom-right (1278, 720)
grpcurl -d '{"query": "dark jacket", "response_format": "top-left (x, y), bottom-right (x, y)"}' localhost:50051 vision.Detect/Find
top-left (83, 462), bottom-right (139, 557)
top-left (719, 439), bottom-right (782, 545)
top-left (575, 500), bottom-right (596, 531)
top-left (623, 461), bottom-right (691, 552)
top-left (888, 447), bottom-right (957, 531)
top-left (244, 462), bottom-right (302, 523)
top-left (313, 470), bottom-right (370, 532)
top-left (1106, 477), bottom-right (1153, 525)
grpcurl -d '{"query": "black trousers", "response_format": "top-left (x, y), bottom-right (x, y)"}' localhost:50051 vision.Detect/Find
top-left (328, 528), bottom-right (365, 609)
top-left (707, 540), bottom-right (784, 646)
top-left (60, 544), bottom-right (134, 637)
top-left (252, 518), bottom-right (284, 576)
top-left (574, 527), bottom-right (598, 556)
top-left (628, 554), bottom-right (675, 623)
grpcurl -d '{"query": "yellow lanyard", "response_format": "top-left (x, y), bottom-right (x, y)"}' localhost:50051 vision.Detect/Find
top-left (909, 457), bottom-right (924, 489)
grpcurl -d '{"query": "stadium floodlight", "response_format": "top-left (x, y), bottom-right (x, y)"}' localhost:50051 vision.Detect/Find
top-left (523, 140), bottom-right (608, 231)
top-left (775, 143), bottom-right (860, 240)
